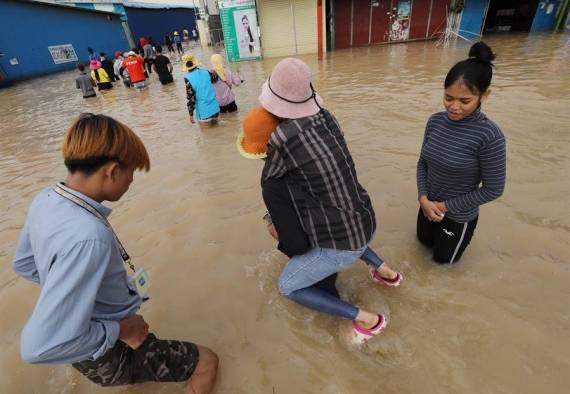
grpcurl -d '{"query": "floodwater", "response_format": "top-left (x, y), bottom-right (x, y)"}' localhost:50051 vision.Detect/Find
top-left (1, 33), bottom-right (569, 393)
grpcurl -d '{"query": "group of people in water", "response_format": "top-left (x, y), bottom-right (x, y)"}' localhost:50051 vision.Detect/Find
top-left (75, 42), bottom-right (243, 131)
top-left (15, 41), bottom-right (505, 393)
top-left (164, 29), bottom-right (198, 56)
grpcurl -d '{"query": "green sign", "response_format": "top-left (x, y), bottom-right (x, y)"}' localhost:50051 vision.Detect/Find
top-left (219, 0), bottom-right (261, 62)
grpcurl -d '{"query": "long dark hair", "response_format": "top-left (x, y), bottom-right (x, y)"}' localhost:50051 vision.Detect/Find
top-left (444, 42), bottom-right (496, 96)
top-left (94, 68), bottom-right (101, 82)
top-left (242, 15), bottom-right (254, 49)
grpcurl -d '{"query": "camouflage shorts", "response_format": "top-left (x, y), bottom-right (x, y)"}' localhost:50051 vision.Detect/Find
top-left (72, 333), bottom-right (199, 387)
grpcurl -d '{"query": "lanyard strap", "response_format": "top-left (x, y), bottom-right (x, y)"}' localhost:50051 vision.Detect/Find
top-left (53, 185), bottom-right (136, 272)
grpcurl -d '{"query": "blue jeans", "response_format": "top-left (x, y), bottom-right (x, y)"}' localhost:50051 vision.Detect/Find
top-left (278, 245), bottom-right (384, 320)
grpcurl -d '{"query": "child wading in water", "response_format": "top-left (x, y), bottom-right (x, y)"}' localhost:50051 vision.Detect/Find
top-left (90, 60), bottom-right (113, 91)
top-left (254, 58), bottom-right (403, 344)
top-left (416, 42), bottom-right (506, 264)
top-left (75, 63), bottom-right (96, 98)
top-left (210, 54), bottom-right (242, 114)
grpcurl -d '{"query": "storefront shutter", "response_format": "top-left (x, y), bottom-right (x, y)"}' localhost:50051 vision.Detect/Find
top-left (257, 0), bottom-right (296, 57)
top-left (292, 0), bottom-right (318, 54)
top-left (257, 0), bottom-right (317, 57)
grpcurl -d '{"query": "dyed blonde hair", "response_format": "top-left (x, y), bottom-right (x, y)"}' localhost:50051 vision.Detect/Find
top-left (211, 54), bottom-right (226, 81)
top-left (62, 113), bottom-right (150, 174)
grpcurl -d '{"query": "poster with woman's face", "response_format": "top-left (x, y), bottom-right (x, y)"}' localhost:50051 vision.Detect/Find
top-left (234, 9), bottom-right (261, 58)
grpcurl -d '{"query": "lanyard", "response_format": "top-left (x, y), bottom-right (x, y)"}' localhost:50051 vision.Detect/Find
top-left (53, 184), bottom-right (136, 273)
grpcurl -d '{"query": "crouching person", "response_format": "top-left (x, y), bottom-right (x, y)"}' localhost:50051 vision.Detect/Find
top-left (12, 113), bottom-right (218, 393)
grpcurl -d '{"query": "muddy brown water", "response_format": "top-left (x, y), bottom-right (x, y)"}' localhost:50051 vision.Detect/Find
top-left (0, 33), bottom-right (569, 393)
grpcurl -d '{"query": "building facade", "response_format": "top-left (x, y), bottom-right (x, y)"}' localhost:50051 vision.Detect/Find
top-left (55, 1), bottom-right (198, 48)
top-left (123, 5), bottom-right (198, 44)
top-left (458, 0), bottom-right (569, 39)
top-left (253, 0), bottom-right (569, 59)
top-left (257, 0), bottom-right (320, 58)
top-left (0, 0), bottom-right (130, 85)
top-left (254, 0), bottom-right (453, 58)
top-left (331, 0), bottom-right (452, 49)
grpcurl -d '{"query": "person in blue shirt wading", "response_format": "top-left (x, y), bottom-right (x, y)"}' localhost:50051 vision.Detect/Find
top-left (12, 114), bottom-right (218, 393)
top-left (183, 54), bottom-right (220, 129)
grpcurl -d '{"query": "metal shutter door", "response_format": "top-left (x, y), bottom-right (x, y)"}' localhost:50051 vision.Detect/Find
top-left (292, 0), bottom-right (317, 54)
top-left (258, 0), bottom-right (296, 57)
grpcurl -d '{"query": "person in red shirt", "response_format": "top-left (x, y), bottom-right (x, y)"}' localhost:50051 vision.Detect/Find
top-left (120, 51), bottom-right (146, 89)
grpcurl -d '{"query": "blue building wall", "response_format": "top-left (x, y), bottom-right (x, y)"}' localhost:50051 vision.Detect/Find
top-left (531, 0), bottom-right (563, 31)
top-left (125, 7), bottom-right (197, 46)
top-left (459, 0), bottom-right (489, 39)
top-left (0, 0), bottom-right (130, 83)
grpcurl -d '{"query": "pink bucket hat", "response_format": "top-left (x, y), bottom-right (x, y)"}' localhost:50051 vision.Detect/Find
top-left (259, 58), bottom-right (323, 119)
top-left (89, 59), bottom-right (101, 70)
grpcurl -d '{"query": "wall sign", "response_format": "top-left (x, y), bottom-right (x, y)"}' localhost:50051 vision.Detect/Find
top-left (219, 0), bottom-right (261, 62)
top-left (48, 44), bottom-right (78, 64)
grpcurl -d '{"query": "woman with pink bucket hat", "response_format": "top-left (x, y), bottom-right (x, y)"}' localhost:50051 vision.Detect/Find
top-left (259, 58), bottom-right (403, 344)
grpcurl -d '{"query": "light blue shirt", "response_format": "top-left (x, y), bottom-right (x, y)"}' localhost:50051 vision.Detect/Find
top-left (185, 68), bottom-right (220, 120)
top-left (12, 183), bottom-right (141, 364)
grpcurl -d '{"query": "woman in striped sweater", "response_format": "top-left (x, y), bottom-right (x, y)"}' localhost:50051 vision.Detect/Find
top-left (416, 42), bottom-right (506, 264)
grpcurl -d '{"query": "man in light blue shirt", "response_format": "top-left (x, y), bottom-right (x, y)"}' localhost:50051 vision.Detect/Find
top-left (14, 182), bottom-right (141, 363)
top-left (13, 113), bottom-right (218, 392)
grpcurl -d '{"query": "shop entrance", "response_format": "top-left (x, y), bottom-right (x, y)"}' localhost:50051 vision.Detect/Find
top-left (331, 0), bottom-right (398, 48)
top-left (483, 0), bottom-right (539, 33)
top-left (331, 0), bottom-right (451, 50)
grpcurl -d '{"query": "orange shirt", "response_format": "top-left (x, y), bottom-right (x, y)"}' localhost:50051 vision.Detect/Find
top-left (122, 56), bottom-right (145, 83)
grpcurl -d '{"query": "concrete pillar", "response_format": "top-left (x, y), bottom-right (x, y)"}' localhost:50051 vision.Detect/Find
top-left (196, 19), bottom-right (211, 46)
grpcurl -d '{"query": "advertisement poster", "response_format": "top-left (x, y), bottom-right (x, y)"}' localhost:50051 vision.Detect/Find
top-left (219, 0), bottom-right (261, 62)
top-left (48, 44), bottom-right (78, 64)
top-left (390, 1), bottom-right (411, 41)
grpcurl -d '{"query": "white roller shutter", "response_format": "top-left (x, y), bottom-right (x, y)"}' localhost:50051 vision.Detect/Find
top-left (292, 0), bottom-right (317, 55)
top-left (257, 0), bottom-right (317, 58)
top-left (257, 0), bottom-right (296, 58)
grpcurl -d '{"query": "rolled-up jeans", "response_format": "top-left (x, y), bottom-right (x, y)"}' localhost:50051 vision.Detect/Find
top-left (278, 245), bottom-right (383, 320)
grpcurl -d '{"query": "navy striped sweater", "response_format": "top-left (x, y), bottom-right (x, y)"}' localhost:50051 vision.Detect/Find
top-left (417, 109), bottom-right (506, 222)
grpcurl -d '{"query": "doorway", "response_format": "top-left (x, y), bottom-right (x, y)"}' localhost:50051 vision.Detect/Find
top-left (483, 0), bottom-right (539, 33)
top-left (332, 0), bottom-right (451, 49)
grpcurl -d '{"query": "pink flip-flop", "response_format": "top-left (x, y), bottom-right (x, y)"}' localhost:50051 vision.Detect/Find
top-left (370, 268), bottom-right (403, 287)
top-left (352, 314), bottom-right (387, 344)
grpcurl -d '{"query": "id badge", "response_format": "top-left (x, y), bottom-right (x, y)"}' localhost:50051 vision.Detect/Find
top-left (128, 268), bottom-right (150, 299)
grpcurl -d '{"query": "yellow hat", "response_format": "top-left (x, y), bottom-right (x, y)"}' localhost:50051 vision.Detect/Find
top-left (237, 107), bottom-right (280, 160)
top-left (182, 54), bottom-right (200, 72)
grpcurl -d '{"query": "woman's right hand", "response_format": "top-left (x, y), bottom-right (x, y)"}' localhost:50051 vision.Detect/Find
top-left (419, 195), bottom-right (445, 222)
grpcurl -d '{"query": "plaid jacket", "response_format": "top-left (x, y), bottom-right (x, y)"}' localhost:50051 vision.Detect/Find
top-left (261, 109), bottom-right (376, 251)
